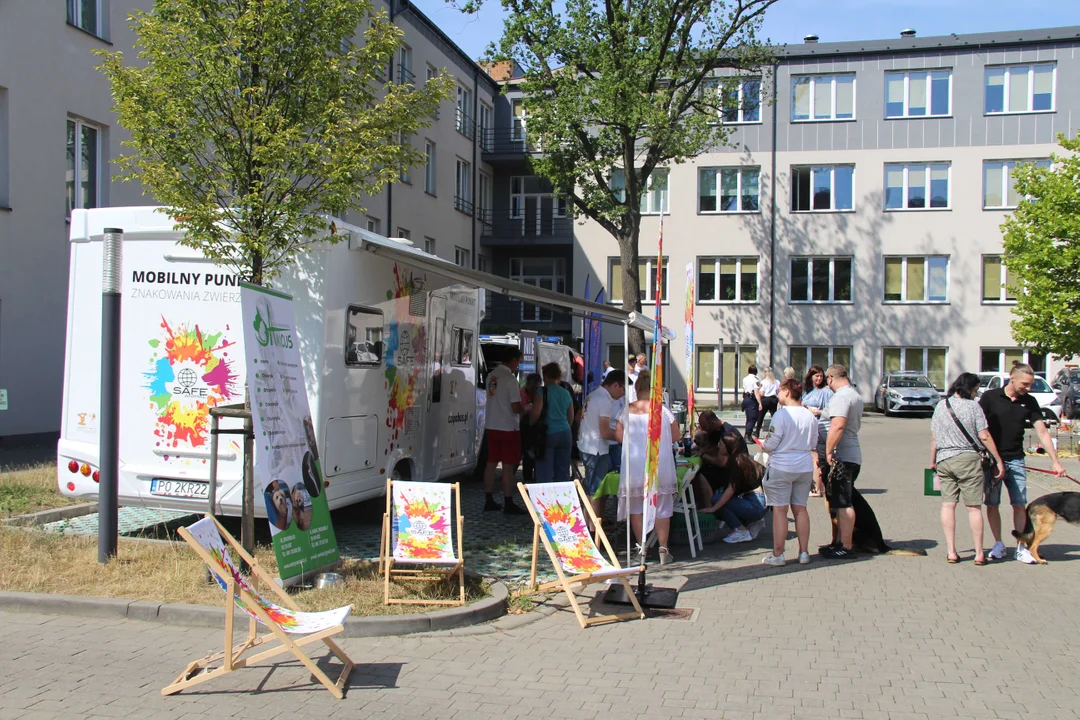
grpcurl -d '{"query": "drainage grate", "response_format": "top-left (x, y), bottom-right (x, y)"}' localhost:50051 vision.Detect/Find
top-left (646, 607), bottom-right (695, 621)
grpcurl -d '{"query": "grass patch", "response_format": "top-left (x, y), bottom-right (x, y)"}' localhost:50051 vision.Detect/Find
top-left (0, 526), bottom-right (489, 615)
top-left (0, 463), bottom-right (81, 519)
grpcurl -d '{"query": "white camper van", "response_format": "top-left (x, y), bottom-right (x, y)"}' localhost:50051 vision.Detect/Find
top-left (58, 207), bottom-right (483, 517)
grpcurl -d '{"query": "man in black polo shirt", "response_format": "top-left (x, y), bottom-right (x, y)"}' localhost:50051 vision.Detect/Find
top-left (979, 364), bottom-right (1065, 564)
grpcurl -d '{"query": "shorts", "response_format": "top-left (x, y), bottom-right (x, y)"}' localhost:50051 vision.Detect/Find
top-left (984, 458), bottom-right (1027, 507)
top-left (936, 453), bottom-right (984, 506)
top-left (485, 429), bottom-right (521, 466)
top-left (826, 461), bottom-right (860, 509)
top-left (581, 452), bottom-right (610, 497)
top-left (762, 468), bottom-right (814, 507)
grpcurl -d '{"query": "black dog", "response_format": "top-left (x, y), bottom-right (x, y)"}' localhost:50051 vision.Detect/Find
top-left (1012, 492), bottom-right (1080, 564)
top-left (821, 488), bottom-right (927, 556)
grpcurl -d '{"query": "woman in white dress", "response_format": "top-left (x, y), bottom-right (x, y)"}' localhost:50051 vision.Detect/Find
top-left (616, 373), bottom-right (680, 565)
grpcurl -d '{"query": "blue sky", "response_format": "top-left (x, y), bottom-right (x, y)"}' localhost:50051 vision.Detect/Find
top-left (409, 0), bottom-right (1080, 62)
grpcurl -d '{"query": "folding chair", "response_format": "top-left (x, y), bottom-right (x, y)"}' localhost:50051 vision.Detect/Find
top-left (517, 480), bottom-right (646, 629)
top-left (379, 479), bottom-right (465, 606)
top-left (163, 516), bottom-right (354, 699)
top-left (674, 465), bottom-right (704, 557)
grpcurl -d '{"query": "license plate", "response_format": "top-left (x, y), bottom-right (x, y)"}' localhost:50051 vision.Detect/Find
top-left (150, 479), bottom-right (209, 499)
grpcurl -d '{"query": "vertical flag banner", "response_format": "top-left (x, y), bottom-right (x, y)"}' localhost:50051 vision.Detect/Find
top-left (241, 283), bottom-right (340, 585)
top-left (588, 288), bottom-right (604, 394)
top-left (684, 262), bottom-right (695, 436)
top-left (642, 215), bottom-right (665, 539)
top-left (583, 275), bottom-right (592, 391)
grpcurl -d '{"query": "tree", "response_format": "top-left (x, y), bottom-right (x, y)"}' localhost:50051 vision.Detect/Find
top-left (99, 0), bottom-right (453, 284)
top-left (1001, 132), bottom-right (1080, 358)
top-left (484, 0), bottom-right (777, 350)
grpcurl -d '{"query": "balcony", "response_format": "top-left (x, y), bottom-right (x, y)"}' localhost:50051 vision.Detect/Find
top-left (398, 65), bottom-right (415, 86)
top-left (480, 210), bottom-right (574, 245)
top-left (478, 127), bottom-right (539, 157)
top-left (454, 195), bottom-right (474, 216)
top-left (455, 109), bottom-right (476, 140)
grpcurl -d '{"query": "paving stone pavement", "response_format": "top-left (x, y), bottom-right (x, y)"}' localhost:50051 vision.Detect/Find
top-left (4, 415), bottom-right (1080, 720)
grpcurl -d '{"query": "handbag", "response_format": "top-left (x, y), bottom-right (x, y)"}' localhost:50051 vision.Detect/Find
top-left (944, 398), bottom-right (995, 473)
top-left (533, 387), bottom-right (549, 460)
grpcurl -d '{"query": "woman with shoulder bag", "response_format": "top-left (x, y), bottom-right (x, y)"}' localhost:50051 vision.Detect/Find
top-left (531, 363), bottom-right (575, 483)
top-left (930, 372), bottom-right (1005, 565)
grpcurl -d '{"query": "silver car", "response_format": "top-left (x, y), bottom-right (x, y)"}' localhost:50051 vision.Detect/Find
top-left (875, 372), bottom-right (941, 416)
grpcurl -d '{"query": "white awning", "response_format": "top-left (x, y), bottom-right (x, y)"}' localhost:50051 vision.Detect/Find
top-left (351, 228), bottom-right (655, 333)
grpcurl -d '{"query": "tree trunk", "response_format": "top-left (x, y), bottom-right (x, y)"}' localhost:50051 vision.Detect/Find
top-left (618, 217), bottom-right (645, 355)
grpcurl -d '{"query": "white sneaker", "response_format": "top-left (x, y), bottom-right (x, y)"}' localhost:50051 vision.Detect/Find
top-left (761, 553), bottom-right (786, 567)
top-left (659, 547), bottom-right (674, 565)
top-left (1015, 543), bottom-right (1037, 564)
top-left (748, 518), bottom-right (766, 540)
top-left (798, 551), bottom-right (811, 565)
top-left (989, 541), bottom-right (1007, 560)
top-left (723, 528), bottom-right (753, 544)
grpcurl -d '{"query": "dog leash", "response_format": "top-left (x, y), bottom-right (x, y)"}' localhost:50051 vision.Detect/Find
top-left (1024, 464), bottom-right (1080, 488)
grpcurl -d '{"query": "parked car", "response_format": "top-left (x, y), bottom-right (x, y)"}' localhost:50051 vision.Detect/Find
top-left (875, 372), bottom-right (942, 416)
top-left (1051, 367), bottom-right (1080, 419)
top-left (978, 372), bottom-right (1062, 423)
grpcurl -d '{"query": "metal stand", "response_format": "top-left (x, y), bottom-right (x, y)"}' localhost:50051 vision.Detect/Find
top-left (98, 228), bottom-right (124, 563)
top-left (603, 562), bottom-right (679, 609)
top-left (207, 403), bottom-right (255, 573)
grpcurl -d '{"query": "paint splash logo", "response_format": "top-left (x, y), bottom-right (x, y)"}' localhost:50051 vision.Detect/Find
top-left (144, 317), bottom-right (239, 449)
top-left (383, 264), bottom-right (426, 449)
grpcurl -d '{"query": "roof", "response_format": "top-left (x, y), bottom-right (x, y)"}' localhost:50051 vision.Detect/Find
top-left (395, 0), bottom-right (500, 93)
top-left (782, 25), bottom-right (1080, 60)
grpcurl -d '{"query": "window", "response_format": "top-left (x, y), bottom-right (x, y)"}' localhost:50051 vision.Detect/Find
top-left (790, 257), bottom-right (852, 303)
top-left (695, 345), bottom-right (758, 392)
top-left (982, 255), bottom-right (1018, 303)
top-left (454, 247), bottom-right (471, 268)
top-left (511, 98), bottom-right (526, 141)
top-left (423, 236), bottom-right (436, 255)
top-left (884, 256), bottom-right (949, 303)
top-left (792, 74), bottom-right (855, 121)
top-left (452, 327), bottom-right (474, 365)
top-left (722, 78), bottom-right (762, 123)
top-left (456, 86), bottom-right (473, 137)
top-left (885, 163), bottom-right (950, 210)
top-left (478, 103), bottom-right (492, 151)
top-left (398, 45), bottom-right (413, 85)
top-left (699, 167), bottom-right (760, 213)
top-left (697, 257), bottom-right (758, 303)
top-left (983, 159), bottom-right (1051, 209)
top-left (425, 65), bottom-right (439, 117)
top-left (424, 141), bottom-right (436, 195)
top-left (980, 348), bottom-right (1047, 379)
top-left (640, 168), bottom-right (669, 214)
top-left (791, 165), bottom-right (853, 212)
top-left (885, 70), bottom-right (951, 118)
top-left (985, 64), bottom-right (1055, 114)
top-left (789, 346), bottom-right (852, 381)
top-left (67, 0), bottom-right (99, 36)
top-left (455, 159), bottom-right (472, 214)
top-left (66, 119), bottom-right (99, 217)
top-left (882, 347), bottom-right (947, 390)
top-left (610, 257), bottom-right (668, 303)
top-left (510, 175), bottom-right (568, 230)
top-left (398, 132), bottom-right (411, 183)
top-left (345, 306), bottom-right (384, 367)
top-left (511, 258), bottom-right (566, 322)
top-left (396, 228), bottom-right (410, 241)
top-left (365, 216), bottom-right (380, 234)
top-left (610, 168), bottom-right (626, 203)
top-left (478, 172), bottom-right (490, 218)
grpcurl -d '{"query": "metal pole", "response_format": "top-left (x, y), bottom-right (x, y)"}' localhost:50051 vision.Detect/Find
top-left (718, 338), bottom-right (725, 412)
top-left (207, 414), bottom-right (220, 518)
top-left (242, 411), bottom-right (255, 562)
top-left (98, 228), bottom-right (123, 563)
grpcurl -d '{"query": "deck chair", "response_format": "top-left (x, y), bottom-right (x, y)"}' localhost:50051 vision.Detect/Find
top-left (163, 515), bottom-right (354, 699)
top-left (517, 480), bottom-right (646, 629)
top-left (379, 479), bottom-right (465, 606)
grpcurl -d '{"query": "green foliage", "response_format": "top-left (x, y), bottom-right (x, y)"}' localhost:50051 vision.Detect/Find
top-left (98, 0), bottom-right (454, 282)
top-left (1001, 132), bottom-right (1080, 358)
top-left (483, 0), bottom-right (777, 345)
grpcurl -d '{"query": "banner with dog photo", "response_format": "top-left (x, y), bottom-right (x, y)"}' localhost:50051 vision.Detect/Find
top-left (241, 283), bottom-right (341, 585)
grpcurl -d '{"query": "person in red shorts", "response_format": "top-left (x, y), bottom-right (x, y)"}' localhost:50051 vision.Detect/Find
top-left (483, 348), bottom-right (528, 514)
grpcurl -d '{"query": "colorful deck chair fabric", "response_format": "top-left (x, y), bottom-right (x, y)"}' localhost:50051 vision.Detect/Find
top-left (380, 479), bottom-right (465, 605)
top-left (518, 480), bottom-right (646, 629)
top-left (163, 516), bottom-right (354, 699)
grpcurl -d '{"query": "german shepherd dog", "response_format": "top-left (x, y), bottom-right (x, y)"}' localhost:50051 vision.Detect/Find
top-left (1012, 492), bottom-right (1080, 564)
top-left (820, 465), bottom-right (927, 556)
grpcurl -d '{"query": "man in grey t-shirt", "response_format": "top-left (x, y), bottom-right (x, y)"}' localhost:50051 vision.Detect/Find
top-left (821, 364), bottom-right (863, 559)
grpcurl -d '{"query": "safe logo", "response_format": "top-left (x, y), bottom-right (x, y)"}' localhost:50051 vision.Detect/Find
top-left (253, 302), bottom-right (293, 349)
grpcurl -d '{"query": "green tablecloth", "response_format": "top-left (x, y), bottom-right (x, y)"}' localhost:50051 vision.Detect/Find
top-left (594, 460), bottom-right (698, 499)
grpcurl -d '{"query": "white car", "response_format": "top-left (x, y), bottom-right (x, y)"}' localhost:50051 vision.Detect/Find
top-left (977, 372), bottom-right (1061, 421)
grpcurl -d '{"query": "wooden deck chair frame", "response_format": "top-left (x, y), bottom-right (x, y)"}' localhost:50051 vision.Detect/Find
top-left (162, 514), bottom-right (354, 699)
top-left (379, 479), bottom-right (465, 606)
top-left (517, 479), bottom-right (646, 629)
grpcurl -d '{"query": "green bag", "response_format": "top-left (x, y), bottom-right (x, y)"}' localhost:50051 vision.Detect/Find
top-left (924, 468), bottom-right (941, 497)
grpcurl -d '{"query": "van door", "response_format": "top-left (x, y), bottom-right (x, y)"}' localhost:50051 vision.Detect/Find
top-left (440, 312), bottom-right (478, 474)
top-left (425, 293), bottom-right (448, 478)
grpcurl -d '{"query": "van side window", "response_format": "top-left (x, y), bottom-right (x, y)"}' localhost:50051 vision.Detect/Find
top-left (345, 306), bottom-right (383, 367)
top-left (452, 327), bottom-right (473, 366)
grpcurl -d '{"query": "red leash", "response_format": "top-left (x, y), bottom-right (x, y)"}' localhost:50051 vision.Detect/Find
top-left (1024, 464), bottom-right (1080, 487)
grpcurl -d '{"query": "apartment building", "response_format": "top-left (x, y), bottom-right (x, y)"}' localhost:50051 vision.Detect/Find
top-left (0, 0), bottom-right (495, 439)
top-left (562, 26), bottom-right (1080, 405)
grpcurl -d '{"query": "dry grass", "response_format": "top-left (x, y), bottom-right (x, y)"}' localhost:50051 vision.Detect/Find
top-left (0, 526), bottom-right (488, 615)
top-left (0, 463), bottom-right (82, 519)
